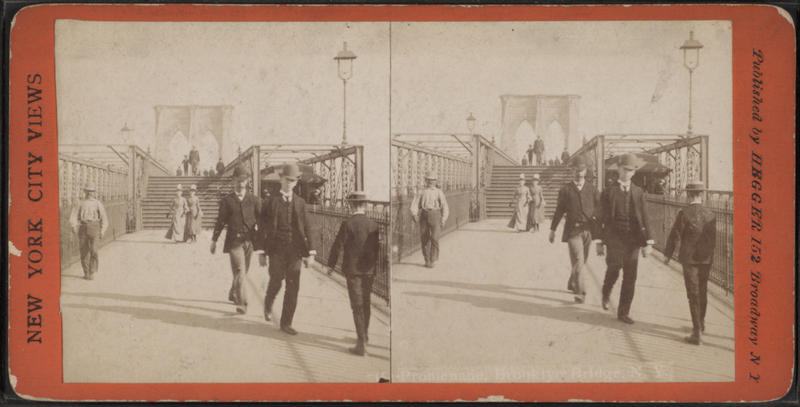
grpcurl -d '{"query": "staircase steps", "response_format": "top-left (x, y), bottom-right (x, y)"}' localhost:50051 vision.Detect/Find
top-left (486, 165), bottom-right (575, 220)
top-left (141, 176), bottom-right (234, 230)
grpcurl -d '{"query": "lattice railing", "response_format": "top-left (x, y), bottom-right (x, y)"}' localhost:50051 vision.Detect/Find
top-left (391, 143), bottom-right (471, 198)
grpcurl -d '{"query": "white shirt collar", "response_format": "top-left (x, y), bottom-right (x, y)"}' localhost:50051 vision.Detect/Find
top-left (280, 190), bottom-right (292, 200)
top-left (234, 190), bottom-right (246, 201)
top-left (618, 180), bottom-right (631, 189)
top-left (353, 210), bottom-right (366, 215)
top-left (573, 179), bottom-right (584, 189)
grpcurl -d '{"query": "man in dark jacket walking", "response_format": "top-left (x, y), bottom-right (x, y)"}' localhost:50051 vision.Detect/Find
top-left (210, 166), bottom-right (262, 315)
top-left (663, 180), bottom-right (716, 345)
top-left (327, 191), bottom-right (381, 356)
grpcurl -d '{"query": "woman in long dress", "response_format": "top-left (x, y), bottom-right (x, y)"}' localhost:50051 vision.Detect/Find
top-left (165, 184), bottom-right (188, 243)
top-left (183, 184), bottom-right (203, 243)
top-left (507, 174), bottom-right (531, 232)
top-left (527, 174), bottom-right (546, 232)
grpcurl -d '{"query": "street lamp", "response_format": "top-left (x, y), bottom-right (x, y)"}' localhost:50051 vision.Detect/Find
top-left (466, 112), bottom-right (476, 134)
top-left (334, 42), bottom-right (357, 145)
top-left (680, 30), bottom-right (703, 135)
top-left (120, 123), bottom-right (134, 144)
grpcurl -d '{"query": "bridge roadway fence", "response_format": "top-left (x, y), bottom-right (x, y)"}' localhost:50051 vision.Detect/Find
top-left (392, 189), bottom-right (476, 263)
top-left (309, 201), bottom-right (391, 304)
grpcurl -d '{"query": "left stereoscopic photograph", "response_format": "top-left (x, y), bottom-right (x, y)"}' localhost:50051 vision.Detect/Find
top-left (56, 21), bottom-right (391, 383)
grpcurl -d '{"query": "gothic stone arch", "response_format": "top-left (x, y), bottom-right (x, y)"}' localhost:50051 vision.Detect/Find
top-left (153, 105), bottom-right (233, 168)
top-left (499, 95), bottom-right (580, 161)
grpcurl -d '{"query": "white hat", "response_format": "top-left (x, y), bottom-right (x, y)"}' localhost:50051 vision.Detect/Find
top-left (190, 184), bottom-right (197, 191)
top-left (519, 173), bottom-right (525, 180)
top-left (176, 184), bottom-right (183, 191)
top-left (532, 174), bottom-right (540, 180)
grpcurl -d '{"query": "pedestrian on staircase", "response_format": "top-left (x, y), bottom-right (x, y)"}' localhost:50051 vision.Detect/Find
top-left (69, 182), bottom-right (109, 280)
top-left (561, 148), bottom-right (570, 165)
top-left (327, 191), bottom-right (381, 356)
top-left (210, 166), bottom-right (262, 315)
top-left (663, 180), bottom-right (716, 345)
top-left (526, 144), bottom-right (535, 166)
top-left (184, 184), bottom-right (203, 243)
top-left (526, 174), bottom-right (546, 232)
top-left (190, 146), bottom-right (201, 176)
top-left (534, 136), bottom-right (545, 165)
top-left (411, 171), bottom-right (449, 268)
top-left (549, 155), bottom-right (600, 304)
top-left (216, 158), bottom-right (225, 177)
top-left (508, 173), bottom-right (531, 232)
top-left (165, 184), bottom-right (189, 243)
top-left (183, 155), bottom-right (190, 177)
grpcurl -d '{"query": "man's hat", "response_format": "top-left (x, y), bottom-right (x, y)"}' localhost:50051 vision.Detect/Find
top-left (618, 153), bottom-right (644, 171)
top-left (231, 165), bottom-right (249, 181)
top-left (280, 163), bottom-right (301, 181)
top-left (569, 155), bottom-right (588, 170)
top-left (176, 184), bottom-right (183, 191)
top-left (532, 173), bottom-right (540, 180)
top-left (519, 173), bottom-right (526, 180)
top-left (190, 184), bottom-right (197, 191)
top-left (83, 182), bottom-right (96, 191)
top-left (685, 180), bottom-right (706, 192)
top-left (218, 157), bottom-right (223, 161)
top-left (347, 191), bottom-right (369, 202)
top-left (425, 170), bottom-right (438, 180)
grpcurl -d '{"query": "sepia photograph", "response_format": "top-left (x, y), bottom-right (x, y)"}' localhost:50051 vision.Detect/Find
top-left (390, 21), bottom-right (734, 383)
top-left (56, 20), bottom-right (391, 383)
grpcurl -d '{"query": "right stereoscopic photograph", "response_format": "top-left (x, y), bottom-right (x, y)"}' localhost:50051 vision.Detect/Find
top-left (390, 20), bottom-right (733, 383)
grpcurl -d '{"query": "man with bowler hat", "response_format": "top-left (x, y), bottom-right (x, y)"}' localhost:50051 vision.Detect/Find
top-left (596, 153), bottom-right (654, 324)
top-left (257, 163), bottom-right (316, 335)
top-left (210, 165), bottom-right (262, 315)
top-left (327, 191), bottom-right (380, 356)
top-left (411, 171), bottom-right (449, 268)
top-left (663, 180), bottom-right (716, 345)
top-left (69, 182), bottom-right (109, 280)
top-left (533, 135), bottom-right (546, 165)
top-left (549, 155), bottom-right (600, 303)
top-left (216, 158), bottom-right (225, 177)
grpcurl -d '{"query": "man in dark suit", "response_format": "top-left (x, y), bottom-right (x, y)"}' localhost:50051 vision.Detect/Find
top-left (663, 181), bottom-right (716, 345)
top-left (210, 165), bottom-right (262, 315)
top-left (257, 163), bottom-right (316, 335)
top-left (533, 135), bottom-right (545, 165)
top-left (327, 191), bottom-right (380, 356)
top-left (561, 148), bottom-right (570, 165)
top-left (526, 144), bottom-right (535, 166)
top-left (216, 158), bottom-right (225, 177)
top-left (549, 155), bottom-right (600, 303)
top-left (596, 153), bottom-right (655, 324)
top-left (189, 146), bottom-right (200, 176)
top-left (182, 155), bottom-right (190, 177)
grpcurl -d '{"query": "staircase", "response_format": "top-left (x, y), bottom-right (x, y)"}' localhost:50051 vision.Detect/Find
top-left (486, 165), bottom-right (574, 219)
top-left (142, 176), bottom-right (234, 230)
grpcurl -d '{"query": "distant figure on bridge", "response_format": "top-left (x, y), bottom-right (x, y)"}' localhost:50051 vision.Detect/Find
top-left (561, 148), bottom-right (570, 165)
top-left (189, 146), bottom-right (200, 176)
top-left (216, 158), bottom-right (225, 176)
top-left (203, 169), bottom-right (209, 177)
top-left (165, 184), bottom-right (189, 243)
top-left (411, 171), bottom-right (449, 269)
top-left (184, 184), bottom-right (203, 244)
top-left (327, 191), bottom-right (380, 356)
top-left (526, 144), bottom-right (535, 166)
top-left (211, 166), bottom-right (262, 315)
top-left (182, 155), bottom-right (190, 177)
top-left (549, 156), bottom-right (600, 304)
top-left (69, 182), bottom-right (109, 280)
top-left (533, 135), bottom-right (545, 165)
top-left (257, 163), bottom-right (316, 335)
top-left (548, 158), bottom-right (554, 166)
top-left (526, 174), bottom-right (545, 232)
top-left (554, 156), bottom-right (561, 166)
top-left (663, 181), bottom-right (717, 346)
top-left (208, 166), bottom-right (215, 177)
top-left (521, 157), bottom-right (528, 166)
top-left (507, 173), bottom-right (531, 232)
top-left (596, 153), bottom-right (655, 325)
top-left (176, 167), bottom-right (182, 176)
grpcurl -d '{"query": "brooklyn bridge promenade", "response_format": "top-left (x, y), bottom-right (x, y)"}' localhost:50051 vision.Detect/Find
top-left (60, 229), bottom-right (390, 383)
top-left (391, 219), bottom-right (734, 383)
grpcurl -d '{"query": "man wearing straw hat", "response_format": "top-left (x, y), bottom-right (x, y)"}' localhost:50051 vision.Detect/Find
top-left (69, 182), bottom-right (109, 280)
top-left (549, 155), bottom-right (600, 304)
top-left (411, 171), bottom-right (449, 269)
top-left (210, 165), bottom-right (262, 315)
top-left (327, 191), bottom-right (380, 356)
top-left (596, 153), bottom-right (655, 324)
top-left (257, 163), bottom-right (316, 335)
top-left (663, 180), bottom-right (717, 345)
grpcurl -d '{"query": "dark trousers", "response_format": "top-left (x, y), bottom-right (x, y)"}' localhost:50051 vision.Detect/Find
top-left (347, 275), bottom-right (375, 341)
top-left (420, 209), bottom-right (442, 264)
top-left (228, 236), bottom-right (253, 308)
top-left (683, 263), bottom-right (711, 333)
top-left (601, 233), bottom-right (640, 317)
top-left (266, 249), bottom-right (303, 328)
top-left (183, 163), bottom-right (189, 175)
top-left (78, 221), bottom-right (101, 277)
top-left (535, 153), bottom-right (543, 165)
top-left (566, 227), bottom-right (592, 298)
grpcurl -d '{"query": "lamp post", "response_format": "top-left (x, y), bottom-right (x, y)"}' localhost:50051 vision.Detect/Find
top-left (120, 123), bottom-right (134, 144)
top-left (334, 42), bottom-right (357, 145)
top-left (680, 31), bottom-right (703, 135)
top-left (466, 112), bottom-right (476, 134)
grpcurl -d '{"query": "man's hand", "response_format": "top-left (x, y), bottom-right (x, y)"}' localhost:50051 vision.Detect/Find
top-left (642, 244), bottom-right (653, 258)
top-left (72, 226), bottom-right (79, 235)
top-left (548, 230), bottom-right (556, 243)
top-left (440, 219), bottom-right (446, 227)
top-left (210, 241), bottom-right (216, 254)
top-left (411, 215), bottom-right (418, 223)
top-left (303, 256), bottom-right (315, 268)
top-left (596, 243), bottom-right (605, 257)
top-left (258, 253), bottom-right (268, 267)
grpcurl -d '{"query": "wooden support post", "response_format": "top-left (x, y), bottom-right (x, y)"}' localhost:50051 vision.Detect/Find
top-left (252, 145), bottom-right (261, 199)
top-left (596, 135), bottom-right (605, 193)
top-left (700, 135), bottom-right (709, 190)
top-left (355, 146), bottom-right (364, 192)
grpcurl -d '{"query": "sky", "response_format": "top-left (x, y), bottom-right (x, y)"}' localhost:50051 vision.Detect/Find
top-left (55, 21), bottom-right (392, 200)
top-left (391, 21), bottom-right (733, 190)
